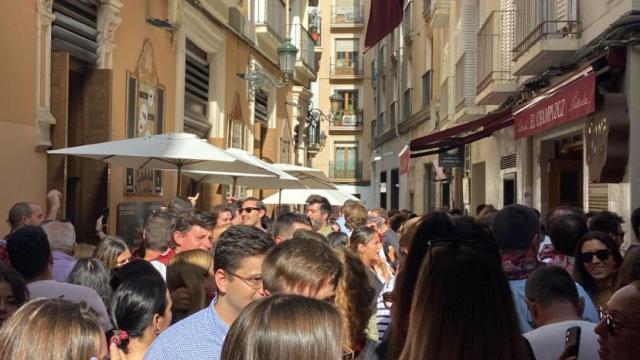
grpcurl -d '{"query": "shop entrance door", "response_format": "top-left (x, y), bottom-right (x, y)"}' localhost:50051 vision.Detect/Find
top-left (548, 159), bottom-right (583, 209)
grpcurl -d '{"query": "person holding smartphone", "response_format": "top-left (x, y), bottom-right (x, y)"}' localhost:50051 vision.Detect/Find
top-left (523, 266), bottom-right (599, 360)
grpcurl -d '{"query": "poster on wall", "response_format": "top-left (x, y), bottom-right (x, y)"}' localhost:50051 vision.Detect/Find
top-left (125, 41), bottom-right (165, 196)
top-left (125, 74), bottom-right (165, 196)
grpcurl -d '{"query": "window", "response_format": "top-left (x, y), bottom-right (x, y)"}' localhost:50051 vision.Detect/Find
top-left (335, 39), bottom-right (359, 70)
top-left (336, 89), bottom-right (359, 120)
top-left (333, 142), bottom-right (359, 178)
top-left (184, 39), bottom-right (211, 138)
top-left (254, 89), bottom-right (269, 125)
top-left (422, 70), bottom-right (431, 107)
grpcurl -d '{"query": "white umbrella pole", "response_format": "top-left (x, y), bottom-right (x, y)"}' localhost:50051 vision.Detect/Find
top-left (232, 176), bottom-right (238, 198)
top-left (276, 188), bottom-right (282, 221)
top-left (176, 165), bottom-right (183, 197)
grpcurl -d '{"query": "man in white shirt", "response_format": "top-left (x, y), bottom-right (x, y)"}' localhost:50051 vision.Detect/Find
top-left (6, 225), bottom-right (111, 331)
top-left (524, 266), bottom-right (598, 360)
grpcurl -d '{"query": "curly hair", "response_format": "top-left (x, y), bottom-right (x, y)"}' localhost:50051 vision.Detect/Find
top-left (333, 247), bottom-right (375, 351)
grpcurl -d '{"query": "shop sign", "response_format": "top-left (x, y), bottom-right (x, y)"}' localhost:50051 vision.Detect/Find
top-left (399, 145), bottom-right (410, 175)
top-left (515, 70), bottom-right (596, 140)
top-left (438, 147), bottom-right (464, 168)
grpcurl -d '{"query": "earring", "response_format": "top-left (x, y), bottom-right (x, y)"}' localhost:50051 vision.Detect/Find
top-left (154, 327), bottom-right (160, 336)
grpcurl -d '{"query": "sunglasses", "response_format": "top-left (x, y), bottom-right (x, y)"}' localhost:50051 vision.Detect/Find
top-left (578, 249), bottom-right (611, 263)
top-left (599, 308), bottom-right (640, 336)
top-left (242, 207), bottom-right (261, 213)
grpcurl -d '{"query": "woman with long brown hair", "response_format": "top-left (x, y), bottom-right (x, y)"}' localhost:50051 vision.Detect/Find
top-left (333, 247), bottom-right (376, 358)
top-left (400, 220), bottom-right (529, 360)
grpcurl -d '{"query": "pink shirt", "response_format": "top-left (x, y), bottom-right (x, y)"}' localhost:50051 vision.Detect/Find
top-left (27, 280), bottom-right (112, 330)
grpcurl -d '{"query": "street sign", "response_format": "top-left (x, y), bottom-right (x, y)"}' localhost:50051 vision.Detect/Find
top-left (438, 147), bottom-right (464, 168)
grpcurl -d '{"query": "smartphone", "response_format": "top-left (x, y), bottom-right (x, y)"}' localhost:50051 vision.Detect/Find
top-left (565, 326), bottom-right (581, 358)
top-left (100, 208), bottom-right (110, 226)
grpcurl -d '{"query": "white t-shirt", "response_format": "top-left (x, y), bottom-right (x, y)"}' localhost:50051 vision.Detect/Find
top-left (524, 319), bottom-right (599, 360)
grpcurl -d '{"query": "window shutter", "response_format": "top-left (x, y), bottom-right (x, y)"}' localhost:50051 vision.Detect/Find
top-left (184, 39), bottom-right (210, 138)
top-left (52, 0), bottom-right (99, 63)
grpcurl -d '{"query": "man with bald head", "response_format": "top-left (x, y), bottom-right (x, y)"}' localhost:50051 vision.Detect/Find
top-left (42, 221), bottom-right (77, 282)
top-left (594, 281), bottom-right (640, 360)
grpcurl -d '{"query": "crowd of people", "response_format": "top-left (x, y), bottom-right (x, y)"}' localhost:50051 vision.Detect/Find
top-left (0, 189), bottom-right (639, 360)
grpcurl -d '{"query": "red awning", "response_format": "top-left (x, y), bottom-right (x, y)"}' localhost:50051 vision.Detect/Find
top-left (409, 109), bottom-right (514, 158)
top-left (514, 66), bottom-right (596, 140)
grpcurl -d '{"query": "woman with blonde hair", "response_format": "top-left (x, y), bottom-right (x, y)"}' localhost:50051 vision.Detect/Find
top-left (221, 294), bottom-right (343, 360)
top-left (333, 247), bottom-right (376, 359)
top-left (0, 298), bottom-right (106, 360)
top-left (166, 249), bottom-right (215, 323)
top-left (94, 236), bottom-right (132, 270)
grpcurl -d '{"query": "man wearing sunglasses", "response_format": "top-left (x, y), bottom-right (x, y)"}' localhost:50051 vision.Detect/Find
top-left (589, 211), bottom-right (626, 247)
top-left (241, 197), bottom-right (266, 230)
top-left (594, 281), bottom-right (640, 360)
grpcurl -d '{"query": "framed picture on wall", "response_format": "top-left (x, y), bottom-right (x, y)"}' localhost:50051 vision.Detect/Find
top-left (125, 72), bottom-right (165, 196)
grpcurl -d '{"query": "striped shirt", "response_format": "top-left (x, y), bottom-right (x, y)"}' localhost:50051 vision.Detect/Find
top-left (375, 276), bottom-right (396, 341)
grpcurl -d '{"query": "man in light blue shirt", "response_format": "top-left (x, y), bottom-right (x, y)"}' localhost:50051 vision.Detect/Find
top-left (145, 225), bottom-right (274, 360)
top-left (493, 205), bottom-right (598, 333)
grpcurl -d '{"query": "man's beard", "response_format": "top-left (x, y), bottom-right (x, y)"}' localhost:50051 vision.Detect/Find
top-left (311, 219), bottom-right (323, 231)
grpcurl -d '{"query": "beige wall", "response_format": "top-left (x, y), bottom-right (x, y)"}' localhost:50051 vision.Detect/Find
top-left (107, 1), bottom-right (178, 224)
top-left (0, 1), bottom-right (46, 235)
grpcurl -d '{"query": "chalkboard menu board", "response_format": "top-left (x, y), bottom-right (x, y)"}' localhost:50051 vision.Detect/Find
top-left (116, 201), bottom-right (164, 246)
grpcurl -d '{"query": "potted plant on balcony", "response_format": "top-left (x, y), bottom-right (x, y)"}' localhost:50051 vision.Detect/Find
top-left (309, 25), bottom-right (320, 44)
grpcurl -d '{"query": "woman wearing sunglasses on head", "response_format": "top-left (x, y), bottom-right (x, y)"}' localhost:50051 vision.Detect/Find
top-left (573, 231), bottom-right (623, 308)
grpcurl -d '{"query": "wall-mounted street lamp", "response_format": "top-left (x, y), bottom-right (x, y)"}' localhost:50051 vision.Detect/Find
top-left (237, 38), bottom-right (298, 102)
top-left (305, 92), bottom-right (344, 156)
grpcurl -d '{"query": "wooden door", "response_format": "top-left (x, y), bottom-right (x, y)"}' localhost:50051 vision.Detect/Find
top-left (548, 159), bottom-right (583, 210)
top-left (48, 52), bottom-right (70, 218)
top-left (73, 69), bottom-right (111, 243)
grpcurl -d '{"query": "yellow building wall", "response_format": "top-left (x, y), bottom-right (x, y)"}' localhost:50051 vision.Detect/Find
top-left (107, 1), bottom-right (177, 224)
top-left (0, 0), bottom-right (47, 236)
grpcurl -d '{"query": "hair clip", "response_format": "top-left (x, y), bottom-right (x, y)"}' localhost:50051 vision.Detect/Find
top-left (110, 329), bottom-right (129, 347)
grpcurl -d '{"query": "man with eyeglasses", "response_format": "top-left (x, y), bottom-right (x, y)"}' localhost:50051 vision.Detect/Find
top-left (240, 197), bottom-right (266, 230)
top-left (593, 281), bottom-right (640, 360)
top-left (145, 225), bottom-right (275, 360)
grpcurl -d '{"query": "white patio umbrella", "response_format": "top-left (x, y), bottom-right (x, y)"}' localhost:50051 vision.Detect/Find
top-left (47, 133), bottom-right (278, 195)
top-left (271, 163), bottom-right (335, 189)
top-left (261, 188), bottom-right (359, 206)
top-left (183, 149), bottom-right (306, 196)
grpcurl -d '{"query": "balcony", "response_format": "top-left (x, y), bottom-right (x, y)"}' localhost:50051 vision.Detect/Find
top-left (423, 0), bottom-right (450, 28)
top-left (511, 0), bottom-right (580, 75)
top-left (476, 10), bottom-right (518, 105)
top-left (329, 160), bottom-right (363, 180)
top-left (292, 24), bottom-right (317, 81)
top-left (308, 8), bottom-right (321, 47)
top-left (330, 58), bottom-right (363, 79)
top-left (455, 54), bottom-right (483, 122)
top-left (331, 5), bottom-right (364, 28)
top-left (329, 112), bottom-right (363, 132)
top-left (253, 0), bottom-right (286, 59)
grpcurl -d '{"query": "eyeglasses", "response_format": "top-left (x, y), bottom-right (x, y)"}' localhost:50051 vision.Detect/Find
top-left (227, 271), bottom-right (263, 289)
top-left (599, 308), bottom-right (640, 336)
top-left (242, 207), bottom-right (260, 213)
top-left (578, 249), bottom-right (611, 263)
top-left (342, 350), bottom-right (355, 360)
top-left (427, 238), bottom-right (500, 271)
